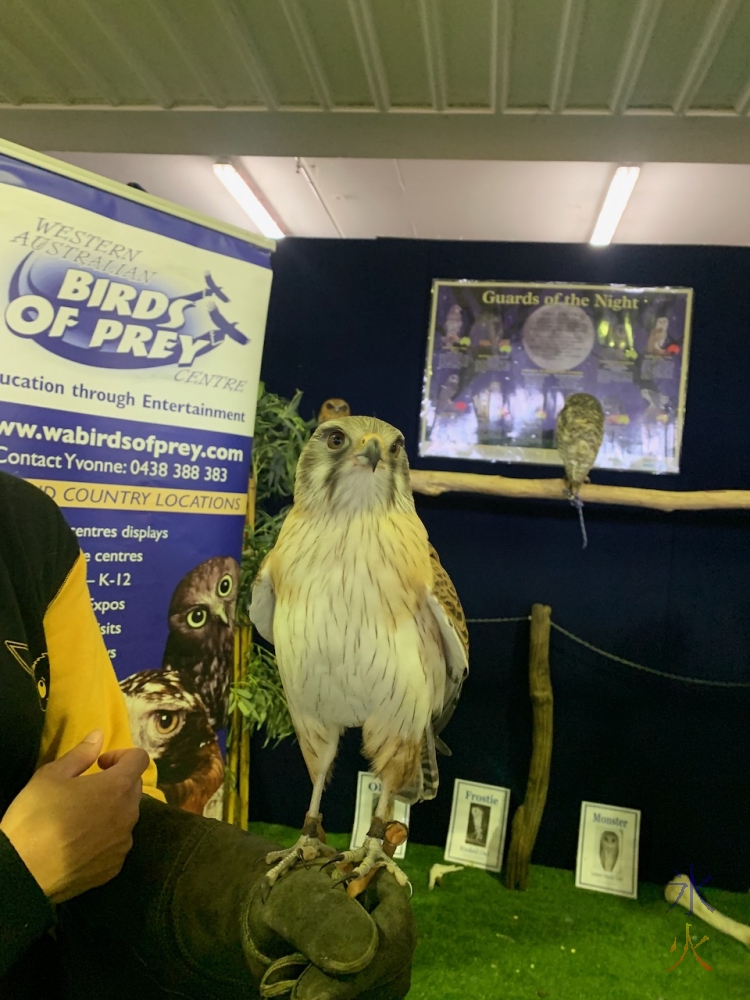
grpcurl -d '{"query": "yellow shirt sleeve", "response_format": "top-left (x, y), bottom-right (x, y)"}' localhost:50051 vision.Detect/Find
top-left (38, 550), bottom-right (164, 801)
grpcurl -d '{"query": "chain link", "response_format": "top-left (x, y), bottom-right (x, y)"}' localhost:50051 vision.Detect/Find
top-left (465, 615), bottom-right (750, 689)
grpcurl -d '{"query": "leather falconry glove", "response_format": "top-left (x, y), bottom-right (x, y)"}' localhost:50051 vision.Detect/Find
top-left (56, 795), bottom-right (416, 1000)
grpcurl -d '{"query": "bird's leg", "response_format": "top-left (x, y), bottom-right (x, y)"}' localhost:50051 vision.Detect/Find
top-left (263, 733), bottom-right (339, 891)
top-left (330, 775), bottom-right (411, 891)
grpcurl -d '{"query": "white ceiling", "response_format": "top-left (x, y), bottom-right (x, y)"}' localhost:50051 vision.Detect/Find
top-left (47, 152), bottom-right (750, 245)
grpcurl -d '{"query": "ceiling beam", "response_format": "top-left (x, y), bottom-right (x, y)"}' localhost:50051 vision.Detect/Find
top-left (8, 106), bottom-right (750, 162)
top-left (549, 0), bottom-right (586, 114)
top-left (609, 0), bottom-right (663, 115)
top-left (144, 0), bottom-right (227, 108)
top-left (214, 0), bottom-right (279, 111)
top-left (75, 0), bottom-right (172, 108)
top-left (418, 0), bottom-right (448, 112)
top-left (672, 0), bottom-right (740, 114)
top-left (347, 0), bottom-right (390, 112)
top-left (278, 0), bottom-right (333, 110)
top-left (23, 4), bottom-right (120, 105)
top-left (490, 0), bottom-right (513, 113)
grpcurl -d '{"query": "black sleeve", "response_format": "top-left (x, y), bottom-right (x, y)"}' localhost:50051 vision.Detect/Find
top-left (0, 830), bottom-right (55, 978)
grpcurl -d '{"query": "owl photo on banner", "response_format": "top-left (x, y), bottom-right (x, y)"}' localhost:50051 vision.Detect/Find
top-left (162, 555), bottom-right (240, 732)
top-left (119, 668), bottom-right (223, 816)
top-left (119, 554), bottom-right (240, 816)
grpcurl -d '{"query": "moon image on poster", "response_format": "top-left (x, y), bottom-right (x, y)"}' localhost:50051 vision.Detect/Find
top-left (522, 304), bottom-right (595, 372)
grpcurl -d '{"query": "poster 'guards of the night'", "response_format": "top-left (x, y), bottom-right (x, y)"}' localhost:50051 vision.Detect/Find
top-left (420, 280), bottom-right (693, 474)
top-left (0, 140), bottom-right (274, 818)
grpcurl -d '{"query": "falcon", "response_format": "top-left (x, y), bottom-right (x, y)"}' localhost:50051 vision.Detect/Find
top-left (249, 416), bottom-right (468, 889)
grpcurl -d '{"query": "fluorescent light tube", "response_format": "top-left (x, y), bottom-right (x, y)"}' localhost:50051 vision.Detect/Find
top-left (589, 166), bottom-right (640, 247)
top-left (213, 162), bottom-right (285, 240)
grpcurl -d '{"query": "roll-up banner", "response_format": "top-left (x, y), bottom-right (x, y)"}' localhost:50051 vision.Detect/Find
top-left (0, 139), bottom-right (274, 817)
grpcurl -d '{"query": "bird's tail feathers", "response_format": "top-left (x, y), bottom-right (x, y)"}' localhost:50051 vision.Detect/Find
top-left (374, 730), bottom-right (441, 805)
top-left (419, 726), bottom-right (440, 801)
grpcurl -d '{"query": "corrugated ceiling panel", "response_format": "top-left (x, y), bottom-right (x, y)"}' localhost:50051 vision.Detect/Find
top-left (507, 0), bottom-right (560, 107)
top-left (440, 0), bottom-right (493, 107)
top-left (566, 0), bottom-right (635, 109)
top-left (242, 0), bottom-right (320, 105)
top-left (0, 0), bottom-right (101, 105)
top-left (691, 1), bottom-right (750, 109)
top-left (0, 22), bottom-right (62, 105)
top-left (298, 0), bottom-right (373, 106)
top-left (629, 0), bottom-right (717, 109)
top-left (370, 0), bottom-right (433, 107)
top-left (163, 0), bottom-right (263, 106)
top-left (97, 0), bottom-right (247, 107)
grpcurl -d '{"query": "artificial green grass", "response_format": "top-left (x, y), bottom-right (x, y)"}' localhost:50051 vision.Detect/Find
top-left (249, 822), bottom-right (750, 999)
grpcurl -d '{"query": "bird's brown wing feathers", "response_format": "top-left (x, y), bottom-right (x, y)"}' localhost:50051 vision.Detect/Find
top-left (425, 543), bottom-right (469, 765)
top-left (428, 543), bottom-right (469, 668)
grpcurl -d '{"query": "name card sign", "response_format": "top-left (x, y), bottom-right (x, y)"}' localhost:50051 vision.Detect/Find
top-left (444, 779), bottom-right (511, 872)
top-left (575, 801), bottom-right (641, 899)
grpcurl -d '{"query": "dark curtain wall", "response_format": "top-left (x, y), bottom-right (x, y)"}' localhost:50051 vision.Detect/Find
top-left (250, 237), bottom-right (750, 892)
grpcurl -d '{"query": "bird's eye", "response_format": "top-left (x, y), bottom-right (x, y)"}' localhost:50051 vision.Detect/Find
top-left (327, 430), bottom-right (347, 450)
top-left (390, 439), bottom-right (403, 455)
top-left (187, 607), bottom-right (208, 629)
top-left (217, 573), bottom-right (233, 598)
top-left (154, 711), bottom-right (180, 735)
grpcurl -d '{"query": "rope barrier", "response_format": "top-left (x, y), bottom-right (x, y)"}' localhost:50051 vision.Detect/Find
top-left (465, 615), bottom-right (750, 689)
top-left (466, 616), bottom-right (531, 624)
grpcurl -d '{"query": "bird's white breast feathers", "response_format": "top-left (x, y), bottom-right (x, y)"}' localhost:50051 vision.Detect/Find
top-left (252, 508), bottom-right (448, 740)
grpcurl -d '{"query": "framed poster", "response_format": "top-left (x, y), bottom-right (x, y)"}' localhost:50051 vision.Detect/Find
top-left (575, 801), bottom-right (641, 899)
top-left (420, 280), bottom-right (693, 474)
top-left (444, 779), bottom-right (510, 872)
top-left (350, 772), bottom-right (410, 860)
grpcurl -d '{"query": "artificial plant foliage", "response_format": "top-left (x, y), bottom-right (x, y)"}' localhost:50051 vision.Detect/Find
top-left (230, 383), bottom-right (315, 745)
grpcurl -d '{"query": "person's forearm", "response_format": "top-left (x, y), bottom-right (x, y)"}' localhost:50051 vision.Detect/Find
top-left (0, 830), bottom-right (55, 978)
top-left (57, 796), bottom-right (274, 999)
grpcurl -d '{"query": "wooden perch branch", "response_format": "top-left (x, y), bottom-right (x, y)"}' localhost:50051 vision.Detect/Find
top-left (505, 604), bottom-right (553, 892)
top-left (410, 469), bottom-right (750, 513)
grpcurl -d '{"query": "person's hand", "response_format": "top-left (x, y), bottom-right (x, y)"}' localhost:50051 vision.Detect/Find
top-left (0, 730), bottom-right (149, 904)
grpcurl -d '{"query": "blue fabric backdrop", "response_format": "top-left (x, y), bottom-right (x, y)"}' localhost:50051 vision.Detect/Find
top-left (251, 237), bottom-right (750, 892)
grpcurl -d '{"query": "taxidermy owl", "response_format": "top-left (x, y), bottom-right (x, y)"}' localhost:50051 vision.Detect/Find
top-left (162, 555), bottom-right (239, 731)
top-left (317, 398), bottom-right (351, 424)
top-left (249, 415), bottom-right (469, 893)
top-left (119, 669), bottom-right (223, 815)
top-left (599, 831), bottom-right (620, 873)
top-left (556, 393), bottom-right (605, 549)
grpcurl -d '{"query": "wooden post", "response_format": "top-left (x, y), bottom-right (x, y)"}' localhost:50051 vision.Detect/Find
top-left (224, 624), bottom-right (242, 826)
top-left (224, 477), bottom-right (256, 828)
top-left (505, 604), bottom-right (553, 891)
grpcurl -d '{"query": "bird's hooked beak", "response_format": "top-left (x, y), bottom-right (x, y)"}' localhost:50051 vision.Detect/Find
top-left (354, 433), bottom-right (384, 472)
top-left (214, 603), bottom-right (229, 625)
